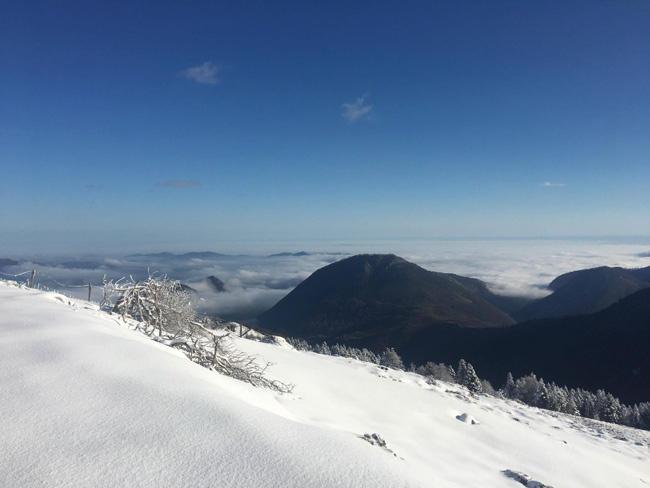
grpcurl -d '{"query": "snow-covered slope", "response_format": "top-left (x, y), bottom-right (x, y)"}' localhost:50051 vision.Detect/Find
top-left (1, 281), bottom-right (649, 487)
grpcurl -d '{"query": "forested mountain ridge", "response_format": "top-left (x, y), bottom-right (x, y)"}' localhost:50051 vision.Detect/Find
top-left (354, 287), bottom-right (650, 405)
top-left (512, 265), bottom-right (650, 322)
top-left (258, 254), bottom-right (518, 350)
top-left (258, 255), bottom-right (650, 405)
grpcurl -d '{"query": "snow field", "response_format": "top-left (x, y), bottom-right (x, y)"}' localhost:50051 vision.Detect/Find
top-left (1, 280), bottom-right (649, 487)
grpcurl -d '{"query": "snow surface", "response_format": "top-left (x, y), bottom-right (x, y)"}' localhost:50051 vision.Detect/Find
top-left (1, 280), bottom-right (649, 487)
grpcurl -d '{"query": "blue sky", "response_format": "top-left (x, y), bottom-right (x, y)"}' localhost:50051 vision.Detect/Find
top-left (2, 1), bottom-right (649, 253)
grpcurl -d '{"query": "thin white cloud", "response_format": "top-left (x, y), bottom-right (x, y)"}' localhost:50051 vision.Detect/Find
top-left (181, 61), bottom-right (220, 85)
top-left (156, 180), bottom-right (200, 188)
top-left (342, 96), bottom-right (373, 122)
top-left (540, 181), bottom-right (566, 187)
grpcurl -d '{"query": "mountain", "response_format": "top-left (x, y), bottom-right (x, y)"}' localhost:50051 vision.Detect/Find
top-left (0, 258), bottom-right (19, 267)
top-left (266, 252), bottom-right (349, 257)
top-left (126, 252), bottom-right (177, 259)
top-left (206, 275), bottom-right (226, 292)
top-left (512, 265), bottom-right (650, 322)
top-left (398, 287), bottom-right (650, 405)
top-left (258, 255), bottom-right (650, 405)
top-left (177, 283), bottom-right (198, 294)
top-left (267, 251), bottom-right (311, 257)
top-left (126, 251), bottom-right (232, 261)
top-left (258, 254), bottom-right (517, 351)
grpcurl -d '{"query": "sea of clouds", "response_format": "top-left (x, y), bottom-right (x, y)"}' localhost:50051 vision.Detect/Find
top-left (2, 238), bottom-right (649, 321)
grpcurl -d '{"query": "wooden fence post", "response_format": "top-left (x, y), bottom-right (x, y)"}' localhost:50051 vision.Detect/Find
top-left (29, 269), bottom-right (36, 288)
top-left (88, 283), bottom-right (92, 301)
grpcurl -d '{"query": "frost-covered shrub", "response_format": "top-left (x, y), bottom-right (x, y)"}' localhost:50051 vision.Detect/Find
top-left (102, 275), bottom-right (291, 393)
top-left (102, 275), bottom-right (196, 338)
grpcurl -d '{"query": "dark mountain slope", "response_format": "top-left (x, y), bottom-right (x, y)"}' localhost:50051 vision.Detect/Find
top-left (512, 265), bottom-right (650, 322)
top-left (399, 287), bottom-right (650, 405)
top-left (258, 254), bottom-right (515, 350)
top-left (206, 276), bottom-right (226, 293)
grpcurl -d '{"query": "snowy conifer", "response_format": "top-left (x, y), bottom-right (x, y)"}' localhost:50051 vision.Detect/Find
top-left (456, 359), bottom-right (468, 385)
top-left (503, 372), bottom-right (517, 399)
top-left (600, 393), bottom-right (622, 423)
top-left (534, 379), bottom-right (549, 409)
top-left (379, 348), bottom-right (405, 370)
top-left (463, 362), bottom-right (483, 393)
top-left (515, 373), bottom-right (538, 405)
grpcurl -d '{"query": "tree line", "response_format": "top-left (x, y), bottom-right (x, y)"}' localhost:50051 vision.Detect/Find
top-left (286, 338), bottom-right (650, 431)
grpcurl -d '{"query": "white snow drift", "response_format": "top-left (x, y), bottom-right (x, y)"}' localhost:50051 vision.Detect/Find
top-left (1, 280), bottom-right (649, 487)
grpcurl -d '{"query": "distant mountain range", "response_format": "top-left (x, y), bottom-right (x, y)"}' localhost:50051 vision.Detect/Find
top-left (126, 251), bottom-right (349, 260)
top-left (127, 252), bottom-right (232, 260)
top-left (266, 252), bottom-right (349, 258)
top-left (512, 265), bottom-right (650, 322)
top-left (258, 254), bottom-right (650, 404)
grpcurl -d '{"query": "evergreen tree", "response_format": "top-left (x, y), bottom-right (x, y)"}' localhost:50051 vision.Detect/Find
top-left (515, 373), bottom-right (539, 405)
top-left (600, 393), bottom-right (622, 423)
top-left (379, 348), bottom-right (405, 370)
top-left (415, 365), bottom-right (428, 376)
top-left (503, 372), bottom-right (517, 399)
top-left (594, 390), bottom-right (608, 420)
top-left (447, 365), bottom-right (456, 381)
top-left (456, 359), bottom-right (482, 393)
top-left (463, 363), bottom-right (483, 393)
top-left (534, 379), bottom-right (549, 409)
top-left (456, 359), bottom-right (468, 385)
top-left (639, 403), bottom-right (650, 430)
top-left (580, 390), bottom-right (598, 419)
top-left (313, 341), bottom-right (331, 355)
top-left (564, 397), bottom-right (580, 416)
top-left (480, 379), bottom-right (495, 395)
top-left (547, 383), bottom-right (568, 412)
top-left (360, 348), bottom-right (379, 364)
top-left (330, 343), bottom-right (344, 356)
top-left (422, 362), bottom-right (456, 383)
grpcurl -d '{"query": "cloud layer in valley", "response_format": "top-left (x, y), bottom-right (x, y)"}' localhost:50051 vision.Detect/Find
top-left (2, 239), bottom-right (649, 321)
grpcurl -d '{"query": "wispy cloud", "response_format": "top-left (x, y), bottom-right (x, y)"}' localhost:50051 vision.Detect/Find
top-left (342, 95), bottom-right (373, 122)
top-left (540, 181), bottom-right (566, 187)
top-left (181, 61), bottom-right (220, 85)
top-left (156, 180), bottom-right (200, 188)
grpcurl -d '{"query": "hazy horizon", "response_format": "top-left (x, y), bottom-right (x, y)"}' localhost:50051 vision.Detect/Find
top-left (3, 237), bottom-right (649, 321)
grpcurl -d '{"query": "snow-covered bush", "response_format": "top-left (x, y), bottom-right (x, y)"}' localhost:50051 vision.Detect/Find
top-left (102, 275), bottom-right (196, 338)
top-left (102, 275), bottom-right (292, 393)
